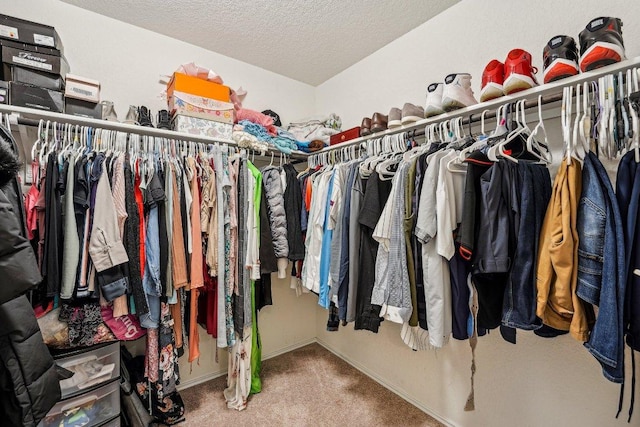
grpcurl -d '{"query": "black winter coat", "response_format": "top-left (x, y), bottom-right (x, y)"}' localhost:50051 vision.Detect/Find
top-left (0, 130), bottom-right (60, 426)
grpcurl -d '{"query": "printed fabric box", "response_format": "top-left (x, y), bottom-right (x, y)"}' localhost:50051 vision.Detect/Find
top-left (172, 114), bottom-right (233, 140)
top-left (168, 91), bottom-right (234, 124)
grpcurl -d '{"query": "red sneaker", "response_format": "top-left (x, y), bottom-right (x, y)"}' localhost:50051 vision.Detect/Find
top-left (503, 49), bottom-right (538, 95)
top-left (480, 60), bottom-right (504, 102)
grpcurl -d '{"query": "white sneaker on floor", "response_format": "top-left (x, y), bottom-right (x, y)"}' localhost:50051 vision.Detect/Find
top-left (441, 73), bottom-right (478, 111)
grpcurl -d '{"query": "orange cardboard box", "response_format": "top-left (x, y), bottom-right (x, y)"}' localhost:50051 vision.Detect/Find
top-left (167, 72), bottom-right (230, 102)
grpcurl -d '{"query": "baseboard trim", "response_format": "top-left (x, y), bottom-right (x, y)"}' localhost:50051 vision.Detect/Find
top-left (177, 337), bottom-right (318, 391)
top-left (315, 339), bottom-right (456, 427)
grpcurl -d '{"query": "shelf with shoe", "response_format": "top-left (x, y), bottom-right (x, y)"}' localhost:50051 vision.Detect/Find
top-left (0, 103), bottom-right (310, 161)
top-left (317, 55), bottom-right (640, 154)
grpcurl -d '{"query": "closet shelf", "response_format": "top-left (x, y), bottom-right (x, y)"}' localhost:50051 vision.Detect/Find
top-left (0, 103), bottom-right (310, 161)
top-left (319, 55), bottom-right (640, 153)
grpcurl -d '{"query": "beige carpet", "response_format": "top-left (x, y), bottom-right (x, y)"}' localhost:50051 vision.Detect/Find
top-left (180, 343), bottom-right (444, 426)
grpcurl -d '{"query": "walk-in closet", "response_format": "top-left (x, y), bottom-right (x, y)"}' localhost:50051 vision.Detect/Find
top-left (0, 1), bottom-right (640, 426)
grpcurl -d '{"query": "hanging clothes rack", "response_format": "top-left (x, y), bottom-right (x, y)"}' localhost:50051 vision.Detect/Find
top-left (0, 103), bottom-right (309, 163)
top-left (316, 56), bottom-right (640, 154)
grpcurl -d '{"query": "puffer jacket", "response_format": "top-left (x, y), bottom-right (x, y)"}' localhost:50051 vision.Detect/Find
top-left (0, 147), bottom-right (41, 304)
top-left (261, 166), bottom-right (289, 276)
top-left (0, 129), bottom-right (61, 426)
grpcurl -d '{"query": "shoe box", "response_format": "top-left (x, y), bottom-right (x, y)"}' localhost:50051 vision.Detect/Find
top-left (167, 72), bottom-right (230, 102)
top-left (65, 74), bottom-right (100, 103)
top-left (168, 90), bottom-right (234, 123)
top-left (172, 114), bottom-right (233, 140)
top-left (330, 126), bottom-right (360, 146)
top-left (9, 81), bottom-right (64, 112)
top-left (65, 98), bottom-right (101, 119)
top-left (0, 39), bottom-right (69, 90)
top-left (0, 14), bottom-right (64, 53)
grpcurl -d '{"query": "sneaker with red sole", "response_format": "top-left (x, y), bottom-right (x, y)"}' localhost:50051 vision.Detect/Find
top-left (543, 35), bottom-right (579, 83)
top-left (503, 49), bottom-right (538, 95)
top-left (579, 17), bottom-right (625, 72)
top-left (480, 59), bottom-right (505, 102)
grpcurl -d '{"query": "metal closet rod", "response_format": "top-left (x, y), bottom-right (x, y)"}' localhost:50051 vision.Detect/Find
top-left (0, 105), bottom-right (308, 163)
top-left (317, 55), bottom-right (640, 153)
top-left (403, 92), bottom-right (564, 139)
top-left (314, 92), bottom-right (564, 154)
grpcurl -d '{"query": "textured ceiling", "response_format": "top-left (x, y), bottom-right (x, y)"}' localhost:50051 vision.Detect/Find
top-left (61, 0), bottom-right (459, 86)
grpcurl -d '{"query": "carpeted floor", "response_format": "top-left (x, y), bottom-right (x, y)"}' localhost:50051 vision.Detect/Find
top-left (180, 343), bottom-right (444, 426)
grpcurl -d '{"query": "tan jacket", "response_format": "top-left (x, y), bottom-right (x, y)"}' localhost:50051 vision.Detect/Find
top-left (536, 160), bottom-right (591, 342)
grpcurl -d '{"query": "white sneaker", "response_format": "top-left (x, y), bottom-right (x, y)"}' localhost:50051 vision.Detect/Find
top-left (124, 105), bottom-right (138, 125)
top-left (425, 83), bottom-right (444, 117)
top-left (101, 101), bottom-right (118, 121)
top-left (441, 73), bottom-right (478, 111)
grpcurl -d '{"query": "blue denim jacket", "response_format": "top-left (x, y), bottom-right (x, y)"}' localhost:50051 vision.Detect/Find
top-left (139, 171), bottom-right (165, 329)
top-left (577, 153), bottom-right (626, 383)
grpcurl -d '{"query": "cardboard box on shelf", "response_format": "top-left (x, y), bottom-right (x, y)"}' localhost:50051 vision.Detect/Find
top-left (167, 72), bottom-right (230, 102)
top-left (3, 64), bottom-right (64, 90)
top-left (168, 91), bottom-right (234, 124)
top-left (0, 39), bottom-right (68, 78)
top-left (0, 14), bottom-right (64, 52)
top-left (172, 114), bottom-right (233, 140)
top-left (330, 126), bottom-right (360, 146)
top-left (10, 81), bottom-right (63, 112)
top-left (65, 98), bottom-right (101, 119)
top-left (65, 74), bottom-right (100, 103)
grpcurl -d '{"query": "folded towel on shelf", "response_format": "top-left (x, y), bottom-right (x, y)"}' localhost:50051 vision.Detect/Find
top-left (287, 113), bottom-right (342, 145)
top-left (232, 129), bottom-right (269, 155)
top-left (238, 120), bottom-right (273, 142)
top-left (289, 113), bottom-right (342, 130)
top-left (236, 108), bottom-right (278, 135)
top-left (272, 129), bottom-right (299, 155)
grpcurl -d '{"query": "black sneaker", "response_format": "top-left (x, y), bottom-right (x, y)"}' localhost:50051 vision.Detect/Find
top-left (579, 17), bottom-right (625, 72)
top-left (157, 110), bottom-right (171, 130)
top-left (543, 35), bottom-right (579, 83)
top-left (137, 106), bottom-right (154, 127)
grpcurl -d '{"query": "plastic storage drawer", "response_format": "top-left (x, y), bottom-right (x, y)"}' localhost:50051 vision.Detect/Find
top-left (56, 341), bottom-right (120, 399)
top-left (38, 379), bottom-right (120, 427)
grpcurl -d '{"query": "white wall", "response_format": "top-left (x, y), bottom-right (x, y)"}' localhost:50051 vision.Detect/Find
top-left (0, 0), bottom-right (316, 125)
top-left (1, 0), bottom-right (319, 387)
top-left (314, 1), bottom-right (640, 426)
top-left (316, 0), bottom-right (640, 129)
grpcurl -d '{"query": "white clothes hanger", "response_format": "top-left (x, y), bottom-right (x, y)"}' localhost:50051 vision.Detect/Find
top-left (562, 85), bottom-right (577, 164)
top-left (526, 95), bottom-right (552, 164)
top-left (572, 83), bottom-right (586, 163)
top-left (31, 119), bottom-right (44, 162)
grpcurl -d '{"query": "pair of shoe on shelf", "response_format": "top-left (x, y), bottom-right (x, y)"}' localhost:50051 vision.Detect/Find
top-left (425, 73), bottom-right (479, 117)
top-left (101, 103), bottom-right (172, 129)
top-left (361, 103), bottom-right (425, 135)
top-left (543, 17), bottom-right (625, 83)
top-left (481, 17), bottom-right (625, 103)
top-left (480, 49), bottom-right (538, 102)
